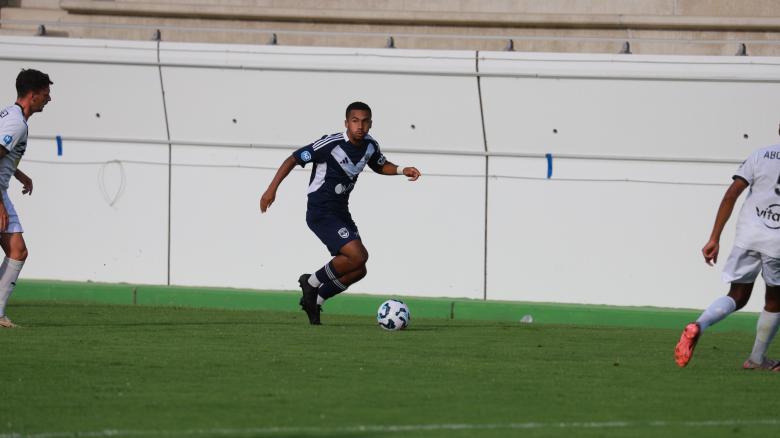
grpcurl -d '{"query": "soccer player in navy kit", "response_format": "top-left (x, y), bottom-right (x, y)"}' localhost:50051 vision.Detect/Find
top-left (260, 102), bottom-right (421, 325)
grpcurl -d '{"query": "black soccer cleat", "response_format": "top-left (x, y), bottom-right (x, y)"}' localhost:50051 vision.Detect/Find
top-left (312, 304), bottom-right (322, 326)
top-left (297, 296), bottom-right (321, 325)
top-left (298, 274), bottom-right (321, 325)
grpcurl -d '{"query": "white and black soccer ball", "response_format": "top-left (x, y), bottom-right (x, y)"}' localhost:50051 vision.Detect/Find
top-left (377, 299), bottom-right (410, 331)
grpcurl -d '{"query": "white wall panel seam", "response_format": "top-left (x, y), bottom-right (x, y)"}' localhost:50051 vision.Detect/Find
top-left (156, 38), bottom-right (175, 286)
top-left (476, 50), bottom-right (490, 300)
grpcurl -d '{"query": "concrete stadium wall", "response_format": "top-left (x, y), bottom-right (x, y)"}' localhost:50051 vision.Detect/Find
top-left (7, 0), bottom-right (780, 55)
top-left (479, 53), bottom-right (780, 309)
top-left (1, 35), bottom-right (778, 311)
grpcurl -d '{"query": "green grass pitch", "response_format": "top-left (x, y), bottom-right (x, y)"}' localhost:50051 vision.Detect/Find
top-left (1, 301), bottom-right (779, 437)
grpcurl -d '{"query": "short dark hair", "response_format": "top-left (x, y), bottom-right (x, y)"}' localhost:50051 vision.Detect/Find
top-left (16, 69), bottom-right (53, 98)
top-left (345, 101), bottom-right (371, 119)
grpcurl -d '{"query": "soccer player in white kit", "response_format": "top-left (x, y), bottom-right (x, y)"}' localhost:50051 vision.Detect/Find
top-left (675, 136), bottom-right (780, 370)
top-left (0, 69), bottom-right (53, 328)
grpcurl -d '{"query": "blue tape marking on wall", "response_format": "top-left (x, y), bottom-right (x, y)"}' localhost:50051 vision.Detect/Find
top-left (56, 135), bottom-right (62, 156)
top-left (546, 153), bottom-right (553, 179)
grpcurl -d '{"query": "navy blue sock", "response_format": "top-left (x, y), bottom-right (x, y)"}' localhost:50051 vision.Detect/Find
top-left (314, 261), bottom-right (341, 285)
top-left (318, 278), bottom-right (348, 299)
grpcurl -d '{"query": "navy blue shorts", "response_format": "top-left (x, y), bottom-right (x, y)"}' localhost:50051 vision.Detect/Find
top-left (306, 210), bottom-right (361, 256)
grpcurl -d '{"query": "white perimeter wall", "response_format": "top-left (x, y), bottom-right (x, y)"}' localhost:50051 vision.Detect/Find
top-left (1, 36), bottom-right (778, 311)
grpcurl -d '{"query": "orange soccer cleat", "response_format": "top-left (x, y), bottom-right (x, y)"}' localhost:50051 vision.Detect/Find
top-left (675, 322), bottom-right (701, 367)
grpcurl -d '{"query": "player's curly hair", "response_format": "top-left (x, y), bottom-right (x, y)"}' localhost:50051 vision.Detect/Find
top-left (16, 69), bottom-right (53, 98)
top-left (346, 101), bottom-right (371, 119)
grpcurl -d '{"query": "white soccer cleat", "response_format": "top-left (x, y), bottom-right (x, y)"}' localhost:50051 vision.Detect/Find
top-left (743, 358), bottom-right (780, 372)
top-left (0, 316), bottom-right (17, 328)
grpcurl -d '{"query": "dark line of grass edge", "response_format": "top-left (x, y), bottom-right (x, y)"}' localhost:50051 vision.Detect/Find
top-left (12, 278), bottom-right (758, 332)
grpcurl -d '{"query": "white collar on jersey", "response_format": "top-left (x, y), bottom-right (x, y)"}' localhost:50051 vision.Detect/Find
top-left (342, 130), bottom-right (375, 146)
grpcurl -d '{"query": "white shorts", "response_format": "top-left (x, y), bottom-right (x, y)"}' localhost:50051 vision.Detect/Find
top-left (0, 190), bottom-right (23, 234)
top-left (722, 246), bottom-right (780, 286)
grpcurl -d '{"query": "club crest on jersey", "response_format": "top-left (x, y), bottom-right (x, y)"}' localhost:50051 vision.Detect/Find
top-left (338, 227), bottom-right (350, 238)
top-left (301, 151), bottom-right (312, 162)
top-left (2, 135), bottom-right (12, 146)
top-left (756, 204), bottom-right (780, 229)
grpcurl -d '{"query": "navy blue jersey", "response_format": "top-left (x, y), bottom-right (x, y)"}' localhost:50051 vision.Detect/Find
top-left (292, 131), bottom-right (387, 212)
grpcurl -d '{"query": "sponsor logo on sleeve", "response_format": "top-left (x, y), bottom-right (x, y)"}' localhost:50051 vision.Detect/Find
top-left (338, 227), bottom-right (350, 239)
top-left (301, 151), bottom-right (312, 162)
top-left (2, 135), bottom-right (12, 146)
top-left (756, 204), bottom-right (780, 229)
top-left (763, 151), bottom-right (780, 160)
top-left (377, 154), bottom-right (386, 165)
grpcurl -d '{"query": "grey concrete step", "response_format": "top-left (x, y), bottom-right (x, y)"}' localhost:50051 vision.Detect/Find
top-left (0, 27), bottom-right (37, 36)
top-left (0, 7), bottom-right (67, 26)
top-left (17, 0), bottom-right (64, 10)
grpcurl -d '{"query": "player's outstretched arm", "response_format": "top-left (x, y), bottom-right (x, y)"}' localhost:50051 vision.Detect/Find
top-left (702, 178), bottom-right (748, 265)
top-left (14, 169), bottom-right (33, 195)
top-left (379, 162), bottom-right (421, 181)
top-left (260, 156), bottom-right (297, 213)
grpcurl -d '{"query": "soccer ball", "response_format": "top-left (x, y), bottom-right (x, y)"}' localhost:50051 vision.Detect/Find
top-left (377, 299), bottom-right (410, 331)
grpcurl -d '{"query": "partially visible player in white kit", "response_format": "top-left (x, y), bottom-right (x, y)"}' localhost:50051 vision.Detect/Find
top-left (675, 132), bottom-right (780, 370)
top-left (0, 69), bottom-right (53, 328)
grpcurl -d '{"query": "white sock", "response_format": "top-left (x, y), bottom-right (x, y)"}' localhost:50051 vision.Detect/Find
top-left (308, 275), bottom-right (322, 288)
top-left (317, 295), bottom-right (325, 305)
top-left (696, 295), bottom-right (737, 330)
top-left (0, 257), bottom-right (24, 318)
top-left (749, 310), bottom-right (780, 364)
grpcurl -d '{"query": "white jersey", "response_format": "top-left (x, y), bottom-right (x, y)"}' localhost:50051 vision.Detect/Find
top-left (0, 104), bottom-right (28, 191)
top-left (733, 143), bottom-right (780, 258)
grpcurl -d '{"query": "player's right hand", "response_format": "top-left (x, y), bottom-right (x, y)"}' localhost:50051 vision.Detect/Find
top-left (702, 239), bottom-right (719, 266)
top-left (260, 189), bottom-right (275, 213)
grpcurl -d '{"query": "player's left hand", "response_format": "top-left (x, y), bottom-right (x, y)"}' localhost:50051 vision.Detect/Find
top-left (402, 167), bottom-right (421, 181)
top-left (260, 189), bottom-right (276, 213)
top-left (15, 172), bottom-right (33, 195)
top-left (702, 239), bottom-right (719, 266)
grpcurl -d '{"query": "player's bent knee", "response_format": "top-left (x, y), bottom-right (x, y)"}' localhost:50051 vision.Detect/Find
top-left (9, 244), bottom-right (28, 261)
top-left (355, 245), bottom-right (368, 265)
top-left (343, 243), bottom-right (368, 267)
top-left (728, 284), bottom-right (752, 310)
top-left (14, 248), bottom-right (28, 261)
top-left (731, 295), bottom-right (748, 310)
top-left (348, 267), bottom-right (367, 284)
